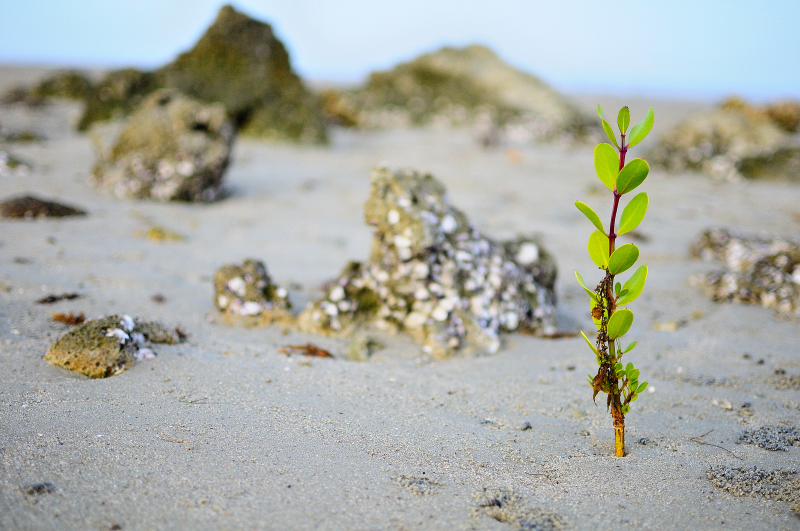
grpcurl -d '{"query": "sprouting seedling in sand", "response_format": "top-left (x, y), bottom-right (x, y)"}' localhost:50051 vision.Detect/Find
top-left (575, 105), bottom-right (654, 457)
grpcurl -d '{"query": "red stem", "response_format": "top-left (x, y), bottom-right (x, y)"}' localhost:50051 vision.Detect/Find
top-left (609, 134), bottom-right (628, 255)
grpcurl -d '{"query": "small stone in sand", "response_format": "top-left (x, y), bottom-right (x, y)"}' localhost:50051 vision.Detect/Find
top-left (0, 195), bottom-right (86, 219)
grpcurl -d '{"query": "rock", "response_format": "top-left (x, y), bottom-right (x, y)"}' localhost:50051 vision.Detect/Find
top-left (2, 70), bottom-right (94, 107)
top-left (92, 89), bottom-right (234, 201)
top-left (160, 5), bottom-right (327, 142)
top-left (213, 259), bottom-right (292, 325)
top-left (78, 68), bottom-right (160, 131)
top-left (767, 101), bottom-right (800, 133)
top-left (346, 334), bottom-right (384, 362)
top-left (297, 166), bottom-right (557, 357)
top-left (0, 195), bottom-right (86, 218)
top-left (45, 315), bottom-right (182, 378)
top-left (330, 44), bottom-right (592, 143)
top-left (691, 228), bottom-right (800, 317)
top-left (649, 97), bottom-right (800, 181)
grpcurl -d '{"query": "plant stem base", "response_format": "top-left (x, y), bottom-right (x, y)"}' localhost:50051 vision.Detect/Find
top-left (615, 426), bottom-right (625, 457)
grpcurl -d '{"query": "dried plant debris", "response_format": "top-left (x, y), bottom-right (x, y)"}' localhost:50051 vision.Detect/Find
top-left (328, 44), bottom-right (592, 143)
top-left (214, 259), bottom-right (292, 325)
top-left (691, 228), bottom-right (800, 317)
top-left (45, 315), bottom-right (183, 378)
top-left (0, 151), bottom-right (31, 177)
top-left (36, 292), bottom-right (81, 305)
top-left (738, 426), bottom-right (800, 451)
top-left (92, 89), bottom-right (234, 202)
top-left (297, 166), bottom-right (557, 357)
top-left (51, 312), bottom-right (86, 325)
top-left (0, 195), bottom-right (86, 219)
top-left (393, 475), bottom-right (444, 496)
top-left (649, 97), bottom-right (800, 181)
top-left (707, 465), bottom-right (800, 515)
top-left (279, 343), bottom-right (333, 358)
top-left (136, 225), bottom-right (186, 242)
top-left (471, 488), bottom-right (567, 530)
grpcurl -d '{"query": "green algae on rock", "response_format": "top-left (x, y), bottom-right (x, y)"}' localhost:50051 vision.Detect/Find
top-left (78, 68), bottom-right (161, 131)
top-left (329, 44), bottom-right (592, 143)
top-left (92, 89), bottom-right (234, 202)
top-left (45, 315), bottom-right (182, 378)
top-left (0, 195), bottom-right (86, 219)
top-left (297, 166), bottom-right (557, 358)
top-left (2, 70), bottom-right (94, 106)
top-left (214, 259), bottom-right (292, 326)
top-left (691, 228), bottom-right (800, 318)
top-left (649, 97), bottom-right (800, 181)
top-left (158, 5), bottom-right (327, 143)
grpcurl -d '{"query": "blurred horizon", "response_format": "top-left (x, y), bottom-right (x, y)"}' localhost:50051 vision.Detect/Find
top-left (1, 0), bottom-right (799, 102)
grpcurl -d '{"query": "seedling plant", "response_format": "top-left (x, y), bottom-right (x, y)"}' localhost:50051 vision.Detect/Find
top-left (575, 105), bottom-right (654, 457)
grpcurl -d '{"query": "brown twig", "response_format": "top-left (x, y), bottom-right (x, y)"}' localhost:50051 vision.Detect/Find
top-left (51, 312), bottom-right (85, 325)
top-left (689, 429), bottom-right (742, 460)
top-left (279, 343), bottom-right (334, 358)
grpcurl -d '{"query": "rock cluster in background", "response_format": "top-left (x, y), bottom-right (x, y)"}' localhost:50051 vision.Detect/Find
top-left (691, 228), bottom-right (800, 318)
top-left (213, 259), bottom-right (292, 325)
top-left (45, 315), bottom-right (183, 378)
top-left (649, 97), bottom-right (800, 181)
top-left (297, 166), bottom-right (557, 357)
top-left (0, 195), bottom-right (86, 218)
top-left (92, 89), bottom-right (234, 201)
top-left (3, 5), bottom-right (327, 144)
top-left (323, 44), bottom-right (593, 144)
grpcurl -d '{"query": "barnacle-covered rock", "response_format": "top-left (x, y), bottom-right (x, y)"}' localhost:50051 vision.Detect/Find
top-left (328, 44), bottom-right (591, 143)
top-left (691, 228), bottom-right (800, 317)
top-left (214, 259), bottom-right (292, 325)
top-left (649, 97), bottom-right (800, 181)
top-left (297, 166), bottom-right (557, 357)
top-left (45, 315), bottom-right (182, 378)
top-left (92, 89), bottom-right (234, 202)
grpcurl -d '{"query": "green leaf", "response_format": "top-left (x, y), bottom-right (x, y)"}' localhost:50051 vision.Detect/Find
top-left (587, 230), bottom-right (609, 268)
top-left (617, 106), bottom-right (630, 134)
top-left (617, 265), bottom-right (648, 306)
top-left (622, 341), bottom-right (637, 353)
top-left (614, 282), bottom-right (622, 296)
top-left (594, 143), bottom-right (619, 190)
top-left (616, 159), bottom-right (649, 195)
top-left (575, 201), bottom-right (606, 234)
top-left (627, 107), bottom-right (654, 148)
top-left (608, 244), bottom-right (639, 275)
top-left (637, 381), bottom-right (648, 393)
top-left (580, 331), bottom-right (598, 355)
top-left (574, 271), bottom-right (598, 301)
top-left (618, 192), bottom-right (648, 235)
top-left (597, 105), bottom-right (619, 148)
top-left (622, 404), bottom-right (630, 414)
top-left (607, 309), bottom-right (634, 339)
top-left (625, 362), bottom-right (634, 374)
top-left (630, 369), bottom-right (640, 380)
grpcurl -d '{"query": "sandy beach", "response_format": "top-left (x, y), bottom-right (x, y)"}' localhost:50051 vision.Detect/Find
top-left (1, 66), bottom-right (799, 530)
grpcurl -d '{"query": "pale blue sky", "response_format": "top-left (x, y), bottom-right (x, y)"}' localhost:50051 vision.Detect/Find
top-left (1, 1), bottom-right (798, 100)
